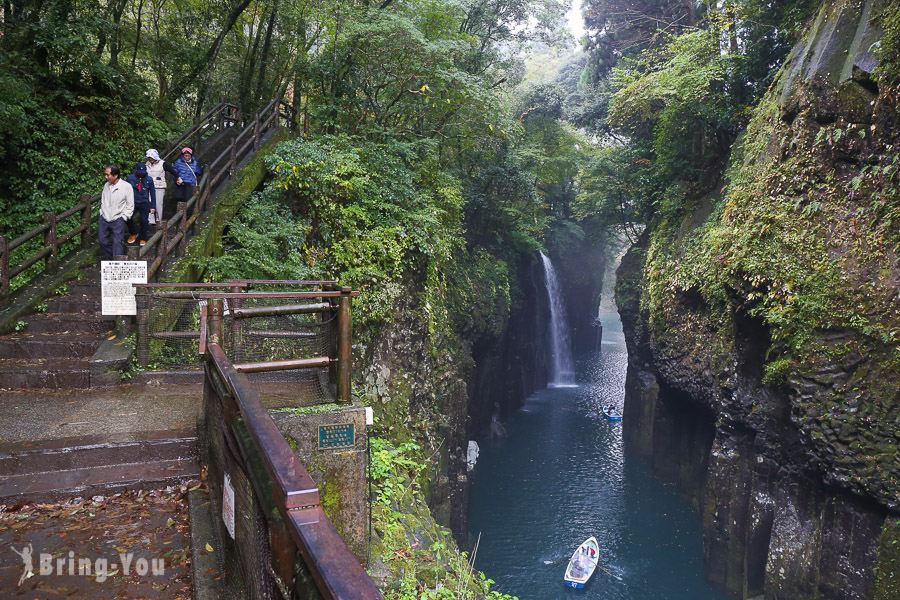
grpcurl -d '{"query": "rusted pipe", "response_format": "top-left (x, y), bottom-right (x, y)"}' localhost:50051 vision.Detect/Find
top-left (233, 356), bottom-right (332, 373)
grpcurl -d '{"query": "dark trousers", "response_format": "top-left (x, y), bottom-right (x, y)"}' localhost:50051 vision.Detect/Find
top-left (173, 183), bottom-right (194, 216)
top-left (127, 201), bottom-right (151, 242)
top-left (98, 216), bottom-right (126, 260)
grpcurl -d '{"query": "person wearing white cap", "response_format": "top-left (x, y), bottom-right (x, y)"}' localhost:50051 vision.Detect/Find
top-left (145, 148), bottom-right (176, 224)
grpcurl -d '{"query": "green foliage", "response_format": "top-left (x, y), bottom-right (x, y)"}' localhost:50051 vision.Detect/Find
top-left (875, 3), bottom-right (900, 85)
top-left (874, 518), bottom-right (900, 600)
top-left (370, 437), bottom-right (517, 600)
top-left (265, 135), bottom-right (464, 325)
top-left (198, 190), bottom-right (313, 282)
top-left (609, 30), bottom-right (738, 181)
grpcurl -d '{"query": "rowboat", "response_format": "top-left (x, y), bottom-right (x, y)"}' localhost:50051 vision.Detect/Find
top-left (564, 536), bottom-right (599, 588)
top-left (603, 406), bottom-right (622, 421)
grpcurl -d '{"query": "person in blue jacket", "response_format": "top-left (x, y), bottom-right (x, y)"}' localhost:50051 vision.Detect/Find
top-left (172, 147), bottom-right (203, 215)
top-left (126, 162), bottom-right (156, 246)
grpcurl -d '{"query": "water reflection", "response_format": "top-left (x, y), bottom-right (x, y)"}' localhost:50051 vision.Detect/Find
top-left (468, 311), bottom-right (733, 600)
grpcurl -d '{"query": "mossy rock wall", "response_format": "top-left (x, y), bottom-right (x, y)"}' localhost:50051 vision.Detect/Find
top-left (618, 0), bottom-right (900, 597)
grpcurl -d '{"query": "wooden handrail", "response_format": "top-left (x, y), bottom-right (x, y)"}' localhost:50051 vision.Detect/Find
top-left (205, 342), bottom-right (382, 599)
top-left (1, 99), bottom-right (292, 300)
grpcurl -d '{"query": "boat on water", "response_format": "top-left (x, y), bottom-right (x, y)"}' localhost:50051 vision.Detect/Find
top-left (603, 406), bottom-right (622, 421)
top-left (564, 536), bottom-right (600, 589)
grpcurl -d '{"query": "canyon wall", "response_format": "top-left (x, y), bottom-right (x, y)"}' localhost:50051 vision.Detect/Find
top-left (618, 0), bottom-right (900, 597)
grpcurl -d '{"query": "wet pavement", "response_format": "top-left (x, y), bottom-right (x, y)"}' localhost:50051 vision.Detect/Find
top-left (0, 381), bottom-right (312, 442)
top-left (0, 385), bottom-right (205, 442)
top-left (0, 485), bottom-right (198, 599)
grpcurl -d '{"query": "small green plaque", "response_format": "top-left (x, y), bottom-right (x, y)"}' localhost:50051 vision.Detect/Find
top-left (318, 423), bottom-right (355, 449)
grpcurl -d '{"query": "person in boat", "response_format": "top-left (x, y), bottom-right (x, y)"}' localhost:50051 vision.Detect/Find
top-left (572, 550), bottom-right (592, 577)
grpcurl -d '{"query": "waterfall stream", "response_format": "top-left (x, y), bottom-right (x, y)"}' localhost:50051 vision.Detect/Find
top-left (540, 251), bottom-right (575, 387)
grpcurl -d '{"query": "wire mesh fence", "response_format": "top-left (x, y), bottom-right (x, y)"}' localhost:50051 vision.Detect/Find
top-left (137, 285), bottom-right (346, 404)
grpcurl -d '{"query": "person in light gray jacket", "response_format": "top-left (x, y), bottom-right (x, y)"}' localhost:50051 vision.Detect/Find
top-left (145, 148), bottom-right (176, 223)
top-left (99, 164), bottom-right (134, 260)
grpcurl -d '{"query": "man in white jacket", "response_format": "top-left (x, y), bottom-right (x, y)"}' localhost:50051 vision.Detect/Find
top-left (99, 164), bottom-right (134, 260)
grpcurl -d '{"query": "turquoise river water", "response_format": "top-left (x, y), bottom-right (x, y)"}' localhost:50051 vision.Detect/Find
top-left (468, 308), bottom-right (735, 600)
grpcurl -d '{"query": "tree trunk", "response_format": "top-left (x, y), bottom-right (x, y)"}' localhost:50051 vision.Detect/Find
top-left (252, 0), bottom-right (279, 109)
top-left (131, 0), bottom-right (145, 68)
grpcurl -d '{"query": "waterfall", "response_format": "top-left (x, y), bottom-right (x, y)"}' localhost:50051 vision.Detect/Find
top-left (539, 251), bottom-right (575, 387)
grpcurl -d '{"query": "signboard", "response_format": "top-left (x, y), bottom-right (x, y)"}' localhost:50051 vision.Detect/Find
top-left (101, 261), bottom-right (147, 315)
top-left (222, 472), bottom-right (235, 539)
top-left (318, 423), bottom-right (355, 449)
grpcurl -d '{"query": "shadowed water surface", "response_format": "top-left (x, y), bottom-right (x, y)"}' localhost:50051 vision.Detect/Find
top-left (469, 310), bottom-right (733, 600)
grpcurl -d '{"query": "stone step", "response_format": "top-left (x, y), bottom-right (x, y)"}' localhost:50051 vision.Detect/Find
top-left (20, 313), bottom-right (116, 335)
top-left (0, 458), bottom-right (200, 505)
top-left (0, 429), bottom-right (198, 477)
top-left (0, 358), bottom-right (92, 390)
top-left (63, 281), bottom-right (102, 298)
top-left (0, 333), bottom-right (104, 359)
top-left (46, 296), bottom-right (101, 314)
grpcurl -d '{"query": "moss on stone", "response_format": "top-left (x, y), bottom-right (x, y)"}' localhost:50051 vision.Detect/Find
top-left (163, 127), bottom-right (291, 284)
top-left (874, 517), bottom-right (900, 599)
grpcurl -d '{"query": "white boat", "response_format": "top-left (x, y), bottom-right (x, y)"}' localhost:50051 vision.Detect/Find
top-left (564, 536), bottom-right (599, 588)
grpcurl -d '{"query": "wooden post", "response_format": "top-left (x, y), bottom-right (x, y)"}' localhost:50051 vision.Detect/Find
top-left (229, 137), bottom-right (236, 176)
top-left (337, 287), bottom-right (352, 404)
top-left (80, 194), bottom-right (92, 249)
top-left (253, 112), bottom-right (260, 151)
top-left (136, 287), bottom-right (150, 367)
top-left (158, 219), bottom-right (169, 279)
top-left (177, 201), bottom-right (189, 250)
top-left (44, 212), bottom-right (58, 272)
top-left (192, 116), bottom-right (200, 153)
top-left (0, 235), bottom-right (9, 302)
top-left (209, 298), bottom-right (224, 347)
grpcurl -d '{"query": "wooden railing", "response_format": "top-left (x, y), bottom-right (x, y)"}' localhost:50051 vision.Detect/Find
top-left (131, 99), bottom-right (292, 280)
top-left (0, 99), bottom-right (295, 301)
top-left (203, 296), bottom-right (382, 599)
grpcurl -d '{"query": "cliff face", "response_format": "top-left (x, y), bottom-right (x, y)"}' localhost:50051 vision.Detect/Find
top-left (359, 245), bottom-right (602, 547)
top-left (618, 0), bottom-right (900, 597)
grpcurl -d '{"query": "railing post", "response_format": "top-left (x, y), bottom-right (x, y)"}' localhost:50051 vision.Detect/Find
top-left (0, 236), bottom-right (9, 302)
top-left (209, 298), bottom-right (224, 347)
top-left (158, 219), bottom-right (169, 279)
top-left (253, 112), bottom-right (260, 151)
top-left (337, 286), bottom-right (352, 405)
top-left (192, 116), bottom-right (200, 152)
top-left (177, 202), bottom-right (189, 251)
top-left (136, 287), bottom-right (150, 367)
top-left (80, 194), bottom-right (92, 249)
top-left (44, 211), bottom-right (58, 272)
top-left (229, 137), bottom-right (236, 176)
top-left (231, 284), bottom-right (243, 361)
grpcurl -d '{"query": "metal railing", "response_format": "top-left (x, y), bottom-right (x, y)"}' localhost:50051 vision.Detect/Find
top-left (204, 340), bottom-right (382, 599)
top-left (0, 99), bottom-right (296, 301)
top-left (135, 283), bottom-right (355, 404)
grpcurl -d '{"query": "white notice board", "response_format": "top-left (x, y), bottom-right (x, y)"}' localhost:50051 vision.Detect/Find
top-left (101, 261), bottom-right (147, 315)
top-left (222, 472), bottom-right (236, 539)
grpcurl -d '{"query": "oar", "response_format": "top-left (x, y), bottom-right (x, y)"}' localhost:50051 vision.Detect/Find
top-left (597, 565), bottom-right (623, 581)
top-left (543, 558), bottom-right (568, 565)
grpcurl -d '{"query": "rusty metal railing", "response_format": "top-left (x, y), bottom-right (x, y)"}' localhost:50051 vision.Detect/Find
top-left (203, 318), bottom-right (382, 598)
top-left (136, 284), bottom-right (356, 404)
